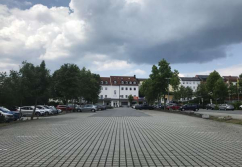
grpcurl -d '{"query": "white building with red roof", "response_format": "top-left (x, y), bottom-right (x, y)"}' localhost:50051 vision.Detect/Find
top-left (99, 75), bottom-right (141, 107)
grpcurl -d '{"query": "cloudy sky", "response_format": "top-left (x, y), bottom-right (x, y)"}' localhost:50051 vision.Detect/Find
top-left (1, 0), bottom-right (242, 78)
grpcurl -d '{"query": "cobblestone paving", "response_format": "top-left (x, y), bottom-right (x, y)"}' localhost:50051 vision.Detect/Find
top-left (0, 108), bottom-right (242, 167)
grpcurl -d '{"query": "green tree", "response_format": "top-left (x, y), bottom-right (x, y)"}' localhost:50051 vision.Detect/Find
top-left (128, 95), bottom-right (134, 106)
top-left (170, 69), bottom-right (180, 91)
top-left (149, 59), bottom-right (173, 105)
top-left (139, 79), bottom-right (156, 105)
top-left (206, 70), bottom-right (221, 94)
top-left (20, 61), bottom-right (51, 119)
top-left (174, 85), bottom-right (185, 101)
top-left (52, 64), bottom-right (82, 109)
top-left (214, 78), bottom-right (228, 103)
top-left (185, 86), bottom-right (193, 100)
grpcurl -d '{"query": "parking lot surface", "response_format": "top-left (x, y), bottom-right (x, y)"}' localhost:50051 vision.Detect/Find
top-left (0, 108), bottom-right (242, 167)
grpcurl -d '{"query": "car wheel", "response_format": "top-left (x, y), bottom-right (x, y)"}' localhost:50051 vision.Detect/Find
top-left (91, 109), bottom-right (95, 112)
top-left (182, 108), bottom-right (185, 111)
top-left (35, 112), bottom-right (40, 117)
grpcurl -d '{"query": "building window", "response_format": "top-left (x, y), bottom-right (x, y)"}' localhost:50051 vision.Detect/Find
top-left (105, 95), bottom-right (107, 98)
top-left (129, 81), bottom-right (132, 84)
top-left (126, 95), bottom-right (128, 98)
top-left (101, 87), bottom-right (103, 90)
top-left (120, 95), bottom-right (123, 98)
top-left (133, 81), bottom-right (136, 84)
top-left (114, 81), bottom-right (117, 84)
top-left (134, 88), bottom-right (136, 91)
top-left (105, 87), bottom-right (108, 90)
top-left (114, 90), bottom-right (116, 95)
top-left (121, 81), bottom-right (124, 84)
top-left (101, 81), bottom-right (103, 84)
top-left (121, 87), bottom-right (124, 90)
top-left (125, 81), bottom-right (128, 84)
top-left (125, 87), bottom-right (128, 90)
top-left (130, 87), bottom-right (132, 90)
top-left (105, 81), bottom-right (108, 84)
top-left (183, 82), bottom-right (185, 84)
top-left (100, 95), bottom-right (103, 99)
top-left (193, 82), bottom-right (195, 84)
top-left (134, 95), bottom-right (136, 97)
top-left (186, 82), bottom-right (188, 84)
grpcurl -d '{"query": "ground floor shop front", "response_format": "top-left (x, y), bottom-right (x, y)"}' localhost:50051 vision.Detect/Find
top-left (98, 98), bottom-right (145, 107)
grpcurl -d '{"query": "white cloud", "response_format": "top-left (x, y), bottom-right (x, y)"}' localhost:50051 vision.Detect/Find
top-left (93, 60), bottom-right (133, 71)
top-left (1, 0), bottom-right (242, 75)
top-left (126, 69), bottom-right (146, 76)
top-left (181, 64), bottom-right (242, 77)
top-left (0, 4), bottom-right (85, 62)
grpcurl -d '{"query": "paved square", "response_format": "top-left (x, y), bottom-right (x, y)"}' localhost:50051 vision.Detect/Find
top-left (0, 108), bottom-right (242, 167)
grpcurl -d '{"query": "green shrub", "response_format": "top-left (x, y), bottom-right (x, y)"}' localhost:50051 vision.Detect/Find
top-left (214, 105), bottom-right (219, 110)
top-left (232, 101), bottom-right (242, 110)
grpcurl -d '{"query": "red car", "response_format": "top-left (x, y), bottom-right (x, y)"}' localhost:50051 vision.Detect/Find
top-left (166, 104), bottom-right (181, 111)
top-left (56, 105), bottom-right (73, 111)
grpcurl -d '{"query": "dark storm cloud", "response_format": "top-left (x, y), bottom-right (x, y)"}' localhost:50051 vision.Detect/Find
top-left (70, 0), bottom-right (242, 64)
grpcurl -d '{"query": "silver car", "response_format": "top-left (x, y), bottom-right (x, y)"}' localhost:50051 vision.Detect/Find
top-left (219, 104), bottom-right (234, 111)
top-left (18, 106), bottom-right (45, 116)
top-left (80, 104), bottom-right (97, 112)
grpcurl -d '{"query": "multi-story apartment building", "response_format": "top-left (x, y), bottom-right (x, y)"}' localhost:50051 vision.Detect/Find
top-left (99, 76), bottom-right (139, 107)
top-left (180, 77), bottom-right (201, 92)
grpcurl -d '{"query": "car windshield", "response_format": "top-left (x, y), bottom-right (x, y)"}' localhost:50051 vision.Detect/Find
top-left (0, 107), bottom-right (10, 113)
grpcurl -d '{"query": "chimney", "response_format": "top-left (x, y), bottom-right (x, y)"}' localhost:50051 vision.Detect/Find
top-left (134, 75), bottom-right (136, 79)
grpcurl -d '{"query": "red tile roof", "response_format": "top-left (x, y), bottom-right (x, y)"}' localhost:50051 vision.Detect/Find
top-left (223, 76), bottom-right (238, 82)
top-left (100, 76), bottom-right (138, 86)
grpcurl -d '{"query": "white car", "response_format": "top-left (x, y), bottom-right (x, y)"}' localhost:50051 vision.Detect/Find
top-left (239, 105), bottom-right (242, 109)
top-left (37, 105), bottom-right (53, 115)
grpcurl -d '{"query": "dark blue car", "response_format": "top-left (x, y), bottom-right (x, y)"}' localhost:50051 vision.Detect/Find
top-left (180, 104), bottom-right (199, 111)
top-left (0, 107), bottom-right (21, 121)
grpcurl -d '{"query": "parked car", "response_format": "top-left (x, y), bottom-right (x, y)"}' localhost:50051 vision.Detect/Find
top-left (2, 107), bottom-right (21, 121)
top-left (132, 104), bottom-right (141, 109)
top-left (80, 104), bottom-right (97, 112)
top-left (166, 104), bottom-right (181, 111)
top-left (49, 106), bottom-right (61, 114)
top-left (96, 105), bottom-right (106, 111)
top-left (43, 105), bottom-right (57, 114)
top-left (180, 104), bottom-right (199, 111)
top-left (206, 104), bottom-right (216, 110)
top-left (219, 104), bottom-right (234, 111)
top-left (37, 105), bottom-right (53, 115)
top-left (136, 104), bottom-right (154, 110)
top-left (154, 104), bottom-right (164, 109)
top-left (56, 105), bottom-right (73, 111)
top-left (17, 106), bottom-right (45, 116)
top-left (0, 107), bottom-right (14, 122)
top-left (239, 105), bottom-right (242, 109)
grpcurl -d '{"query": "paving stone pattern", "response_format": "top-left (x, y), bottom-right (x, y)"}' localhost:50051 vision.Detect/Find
top-left (0, 108), bottom-right (242, 167)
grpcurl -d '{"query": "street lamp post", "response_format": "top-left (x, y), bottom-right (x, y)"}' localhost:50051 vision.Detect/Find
top-left (165, 78), bottom-right (171, 104)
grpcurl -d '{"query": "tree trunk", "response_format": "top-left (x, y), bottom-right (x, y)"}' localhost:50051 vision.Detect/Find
top-left (19, 99), bottom-right (23, 119)
top-left (65, 100), bottom-right (68, 113)
top-left (31, 98), bottom-right (37, 120)
top-left (163, 94), bottom-right (166, 110)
